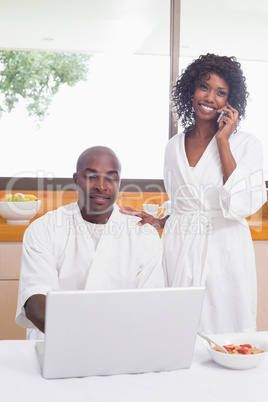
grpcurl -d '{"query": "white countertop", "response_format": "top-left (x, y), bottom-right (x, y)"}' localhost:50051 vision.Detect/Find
top-left (1, 332), bottom-right (268, 402)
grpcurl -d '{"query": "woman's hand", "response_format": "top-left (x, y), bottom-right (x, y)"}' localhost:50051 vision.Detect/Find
top-left (216, 101), bottom-right (238, 142)
top-left (118, 205), bottom-right (166, 230)
top-left (215, 102), bottom-right (238, 183)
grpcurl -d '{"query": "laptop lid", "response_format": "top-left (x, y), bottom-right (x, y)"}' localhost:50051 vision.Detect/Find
top-left (36, 287), bottom-right (205, 379)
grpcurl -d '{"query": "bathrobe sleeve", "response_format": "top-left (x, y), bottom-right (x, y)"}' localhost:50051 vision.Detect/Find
top-left (218, 134), bottom-right (267, 220)
top-left (15, 214), bottom-right (59, 329)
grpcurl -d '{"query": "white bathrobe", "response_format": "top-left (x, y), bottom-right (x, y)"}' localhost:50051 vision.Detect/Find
top-left (162, 131), bottom-right (267, 334)
top-left (16, 203), bottom-right (164, 339)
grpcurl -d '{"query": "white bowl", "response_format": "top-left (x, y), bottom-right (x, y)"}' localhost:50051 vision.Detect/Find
top-left (203, 333), bottom-right (268, 370)
top-left (0, 200), bottom-right (41, 224)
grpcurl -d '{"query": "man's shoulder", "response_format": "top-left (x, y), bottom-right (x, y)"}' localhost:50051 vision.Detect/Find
top-left (112, 205), bottom-right (161, 239)
top-left (25, 203), bottom-right (78, 233)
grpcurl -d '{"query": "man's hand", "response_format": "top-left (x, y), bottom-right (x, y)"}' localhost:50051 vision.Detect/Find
top-left (24, 294), bottom-right (46, 333)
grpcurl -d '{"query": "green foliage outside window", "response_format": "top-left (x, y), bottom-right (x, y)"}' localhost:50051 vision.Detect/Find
top-left (0, 50), bottom-right (91, 125)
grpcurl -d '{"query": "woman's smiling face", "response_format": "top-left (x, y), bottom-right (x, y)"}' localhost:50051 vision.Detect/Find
top-left (192, 73), bottom-right (229, 122)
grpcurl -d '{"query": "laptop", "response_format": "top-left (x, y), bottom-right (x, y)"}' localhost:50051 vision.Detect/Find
top-left (36, 287), bottom-right (205, 379)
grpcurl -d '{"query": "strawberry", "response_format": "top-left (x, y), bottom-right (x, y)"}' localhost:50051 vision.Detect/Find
top-left (223, 344), bottom-right (235, 350)
top-left (237, 348), bottom-right (248, 354)
top-left (240, 344), bottom-right (252, 349)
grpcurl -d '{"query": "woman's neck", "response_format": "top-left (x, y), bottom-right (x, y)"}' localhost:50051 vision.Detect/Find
top-left (189, 119), bottom-right (218, 140)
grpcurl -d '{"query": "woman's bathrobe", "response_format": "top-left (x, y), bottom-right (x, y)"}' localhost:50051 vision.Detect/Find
top-left (162, 131), bottom-right (266, 334)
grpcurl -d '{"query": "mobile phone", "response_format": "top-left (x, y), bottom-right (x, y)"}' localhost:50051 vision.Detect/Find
top-left (217, 110), bottom-right (227, 124)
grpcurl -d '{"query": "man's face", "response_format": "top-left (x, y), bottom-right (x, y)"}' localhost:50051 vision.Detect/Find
top-left (73, 152), bottom-right (120, 221)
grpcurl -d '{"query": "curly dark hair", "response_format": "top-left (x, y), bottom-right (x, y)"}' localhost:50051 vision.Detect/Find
top-left (171, 53), bottom-right (249, 129)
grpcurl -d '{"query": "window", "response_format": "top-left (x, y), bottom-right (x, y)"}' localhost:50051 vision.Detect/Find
top-left (1, 53), bottom-right (170, 180)
top-left (0, 0), bottom-right (172, 187)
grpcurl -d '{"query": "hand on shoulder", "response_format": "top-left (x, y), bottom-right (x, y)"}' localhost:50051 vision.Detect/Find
top-left (118, 206), bottom-right (165, 230)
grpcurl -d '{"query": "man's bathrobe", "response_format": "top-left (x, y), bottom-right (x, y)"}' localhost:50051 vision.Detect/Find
top-left (162, 131), bottom-right (267, 334)
top-left (16, 203), bottom-right (165, 339)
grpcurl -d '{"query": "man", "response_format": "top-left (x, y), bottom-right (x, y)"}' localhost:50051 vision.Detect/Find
top-left (15, 146), bottom-right (165, 339)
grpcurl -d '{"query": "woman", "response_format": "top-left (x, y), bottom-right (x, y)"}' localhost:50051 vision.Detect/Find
top-left (120, 54), bottom-right (267, 334)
